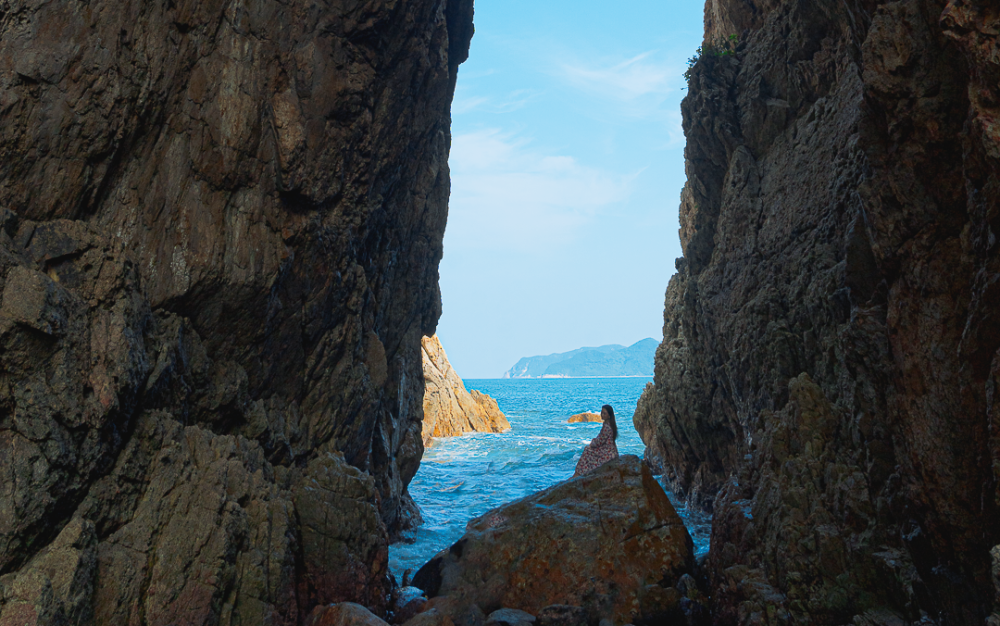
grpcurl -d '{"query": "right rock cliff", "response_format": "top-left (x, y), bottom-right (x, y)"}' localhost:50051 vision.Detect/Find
top-left (634, 1), bottom-right (1000, 624)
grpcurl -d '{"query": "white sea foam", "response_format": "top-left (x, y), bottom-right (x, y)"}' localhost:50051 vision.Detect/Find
top-left (389, 377), bottom-right (711, 581)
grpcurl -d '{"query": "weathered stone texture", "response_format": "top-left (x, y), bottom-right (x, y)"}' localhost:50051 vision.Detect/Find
top-left (635, 0), bottom-right (1000, 623)
top-left (421, 335), bottom-right (510, 444)
top-left (0, 0), bottom-right (472, 622)
top-left (411, 456), bottom-right (696, 626)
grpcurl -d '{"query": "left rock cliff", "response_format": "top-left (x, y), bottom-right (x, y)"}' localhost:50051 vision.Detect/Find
top-left (421, 335), bottom-right (510, 444)
top-left (0, 0), bottom-right (473, 623)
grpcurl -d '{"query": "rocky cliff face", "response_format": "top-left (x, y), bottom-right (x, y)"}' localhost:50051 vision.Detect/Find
top-left (421, 335), bottom-right (509, 444)
top-left (634, 0), bottom-right (1000, 623)
top-left (0, 0), bottom-right (472, 623)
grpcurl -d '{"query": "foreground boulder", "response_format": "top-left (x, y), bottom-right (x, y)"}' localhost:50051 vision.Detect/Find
top-left (411, 456), bottom-right (694, 625)
top-left (422, 335), bottom-right (511, 444)
top-left (310, 603), bottom-right (391, 626)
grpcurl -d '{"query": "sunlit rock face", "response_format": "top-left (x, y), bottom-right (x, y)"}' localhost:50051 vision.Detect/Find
top-left (411, 456), bottom-right (696, 626)
top-left (635, 0), bottom-right (1000, 623)
top-left (422, 335), bottom-right (510, 444)
top-left (0, 0), bottom-right (472, 622)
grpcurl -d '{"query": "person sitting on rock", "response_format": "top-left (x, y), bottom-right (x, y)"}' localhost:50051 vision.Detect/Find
top-left (573, 404), bottom-right (619, 477)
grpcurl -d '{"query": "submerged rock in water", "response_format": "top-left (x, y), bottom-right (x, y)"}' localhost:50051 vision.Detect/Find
top-left (422, 335), bottom-right (511, 444)
top-left (411, 456), bottom-right (694, 625)
top-left (566, 412), bottom-right (602, 423)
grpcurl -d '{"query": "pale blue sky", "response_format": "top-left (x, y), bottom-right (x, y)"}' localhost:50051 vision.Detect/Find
top-left (437, 1), bottom-right (705, 378)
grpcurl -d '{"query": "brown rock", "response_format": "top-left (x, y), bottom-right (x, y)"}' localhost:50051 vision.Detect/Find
top-left (422, 335), bottom-right (511, 444)
top-left (0, 517), bottom-right (97, 626)
top-left (636, 585), bottom-right (681, 625)
top-left (424, 596), bottom-right (486, 626)
top-left (403, 608), bottom-right (456, 626)
top-left (310, 603), bottom-right (391, 626)
top-left (0, 0), bottom-right (473, 621)
top-left (566, 412), bottom-right (602, 423)
top-left (411, 456), bottom-right (693, 625)
top-left (636, 0), bottom-right (1000, 623)
top-left (534, 605), bottom-right (588, 626)
top-left (391, 587), bottom-right (429, 625)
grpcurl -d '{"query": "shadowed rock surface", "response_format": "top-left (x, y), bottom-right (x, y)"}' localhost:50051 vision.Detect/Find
top-left (421, 335), bottom-right (510, 444)
top-left (411, 456), bottom-right (695, 626)
top-left (0, 0), bottom-right (472, 622)
top-left (634, 0), bottom-right (1000, 623)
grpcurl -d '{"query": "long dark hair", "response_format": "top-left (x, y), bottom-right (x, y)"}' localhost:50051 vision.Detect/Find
top-left (602, 405), bottom-right (618, 440)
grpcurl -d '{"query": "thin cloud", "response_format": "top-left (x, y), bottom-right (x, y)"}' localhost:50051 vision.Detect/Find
top-left (452, 96), bottom-right (490, 115)
top-left (447, 129), bottom-right (637, 251)
top-left (559, 51), bottom-right (676, 100)
top-left (552, 50), bottom-right (686, 144)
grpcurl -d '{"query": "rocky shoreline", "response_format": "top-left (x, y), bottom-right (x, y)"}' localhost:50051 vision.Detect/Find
top-left (421, 335), bottom-right (510, 444)
top-left (318, 456), bottom-right (708, 626)
top-left (4, 0), bottom-right (1000, 624)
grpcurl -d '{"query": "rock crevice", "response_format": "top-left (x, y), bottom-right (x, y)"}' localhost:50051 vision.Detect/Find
top-left (0, 0), bottom-right (473, 622)
top-left (635, 0), bottom-right (1000, 623)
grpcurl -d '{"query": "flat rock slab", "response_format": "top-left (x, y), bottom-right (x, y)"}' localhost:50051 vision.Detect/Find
top-left (412, 456), bottom-right (693, 624)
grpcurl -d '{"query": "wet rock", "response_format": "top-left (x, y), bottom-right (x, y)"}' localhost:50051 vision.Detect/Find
top-left (422, 335), bottom-right (511, 443)
top-left (412, 456), bottom-right (693, 624)
top-left (566, 412), bottom-right (602, 423)
top-left (535, 605), bottom-right (588, 626)
top-left (392, 587), bottom-right (429, 625)
top-left (485, 608), bottom-right (536, 626)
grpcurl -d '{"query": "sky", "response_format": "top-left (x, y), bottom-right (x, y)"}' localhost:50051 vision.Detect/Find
top-left (437, 1), bottom-right (706, 378)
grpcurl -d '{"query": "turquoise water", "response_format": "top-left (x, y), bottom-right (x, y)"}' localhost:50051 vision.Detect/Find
top-left (389, 378), bottom-right (712, 581)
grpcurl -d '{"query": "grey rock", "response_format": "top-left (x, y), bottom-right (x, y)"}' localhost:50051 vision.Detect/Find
top-left (485, 608), bottom-right (536, 626)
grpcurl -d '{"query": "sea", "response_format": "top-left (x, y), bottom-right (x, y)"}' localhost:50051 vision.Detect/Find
top-left (388, 377), bottom-right (712, 582)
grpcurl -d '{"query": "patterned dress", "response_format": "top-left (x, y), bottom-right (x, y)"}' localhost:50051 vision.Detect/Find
top-left (573, 422), bottom-right (619, 477)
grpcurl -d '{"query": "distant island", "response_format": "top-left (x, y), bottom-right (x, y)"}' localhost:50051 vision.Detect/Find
top-left (503, 338), bottom-right (658, 378)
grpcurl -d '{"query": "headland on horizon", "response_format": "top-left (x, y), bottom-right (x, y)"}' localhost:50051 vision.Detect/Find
top-left (502, 338), bottom-right (658, 379)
